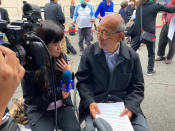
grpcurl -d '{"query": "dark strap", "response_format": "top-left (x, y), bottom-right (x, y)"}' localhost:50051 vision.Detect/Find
top-left (104, 0), bottom-right (107, 12)
top-left (140, 6), bottom-right (143, 31)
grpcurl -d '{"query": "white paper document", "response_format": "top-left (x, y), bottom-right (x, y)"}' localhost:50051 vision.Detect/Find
top-left (96, 102), bottom-right (134, 131)
top-left (168, 16), bottom-right (175, 41)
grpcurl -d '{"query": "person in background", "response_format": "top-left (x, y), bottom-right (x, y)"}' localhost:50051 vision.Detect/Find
top-left (85, 0), bottom-right (94, 6)
top-left (70, 0), bottom-right (76, 20)
top-left (85, 0), bottom-right (95, 43)
top-left (127, 1), bottom-right (135, 21)
top-left (155, 0), bottom-right (175, 64)
top-left (76, 13), bottom-right (151, 131)
top-left (130, 0), bottom-right (175, 75)
top-left (21, 20), bottom-right (80, 131)
top-left (44, 0), bottom-right (67, 54)
top-left (72, 0), bottom-right (95, 56)
top-left (44, 0), bottom-right (65, 30)
top-left (95, 0), bottom-right (114, 22)
top-left (165, 0), bottom-right (171, 5)
top-left (130, 1), bottom-right (140, 21)
top-left (119, 1), bottom-right (129, 24)
top-left (0, 0), bottom-right (10, 23)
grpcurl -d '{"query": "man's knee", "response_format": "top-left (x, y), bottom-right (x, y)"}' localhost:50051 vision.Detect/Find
top-left (131, 113), bottom-right (151, 131)
top-left (133, 124), bottom-right (151, 131)
top-left (82, 115), bottom-right (95, 131)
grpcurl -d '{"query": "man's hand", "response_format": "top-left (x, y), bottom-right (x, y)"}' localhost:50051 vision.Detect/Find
top-left (89, 102), bottom-right (100, 119)
top-left (120, 108), bottom-right (133, 119)
top-left (0, 46), bottom-right (25, 124)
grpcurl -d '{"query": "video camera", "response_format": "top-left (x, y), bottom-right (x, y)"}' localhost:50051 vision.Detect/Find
top-left (0, 2), bottom-right (46, 71)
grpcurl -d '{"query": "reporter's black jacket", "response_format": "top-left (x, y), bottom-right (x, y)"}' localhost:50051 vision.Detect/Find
top-left (21, 57), bottom-right (73, 125)
top-left (130, 2), bottom-right (175, 37)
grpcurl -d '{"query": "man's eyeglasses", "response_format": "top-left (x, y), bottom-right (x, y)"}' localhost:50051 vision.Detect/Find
top-left (96, 30), bottom-right (121, 39)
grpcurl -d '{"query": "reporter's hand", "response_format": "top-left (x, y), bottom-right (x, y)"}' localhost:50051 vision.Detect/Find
top-left (56, 58), bottom-right (73, 72)
top-left (0, 46), bottom-right (25, 124)
top-left (89, 102), bottom-right (100, 119)
top-left (62, 91), bottom-right (70, 99)
top-left (120, 108), bottom-right (133, 119)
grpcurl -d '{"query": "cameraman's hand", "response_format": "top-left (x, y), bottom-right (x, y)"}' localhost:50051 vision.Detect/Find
top-left (56, 58), bottom-right (73, 72)
top-left (0, 46), bottom-right (25, 124)
top-left (89, 102), bottom-right (100, 119)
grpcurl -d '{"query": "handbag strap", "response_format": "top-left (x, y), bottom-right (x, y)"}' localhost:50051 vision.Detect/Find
top-left (140, 5), bottom-right (143, 31)
top-left (104, 0), bottom-right (107, 12)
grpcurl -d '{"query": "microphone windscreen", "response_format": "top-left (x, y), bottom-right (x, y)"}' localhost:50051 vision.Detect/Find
top-left (62, 70), bottom-right (72, 83)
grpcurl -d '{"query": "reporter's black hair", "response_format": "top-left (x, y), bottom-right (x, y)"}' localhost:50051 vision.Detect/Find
top-left (36, 20), bottom-right (64, 45)
top-left (35, 20), bottom-right (64, 91)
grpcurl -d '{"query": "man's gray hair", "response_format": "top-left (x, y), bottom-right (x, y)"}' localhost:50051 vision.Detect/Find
top-left (116, 22), bottom-right (126, 33)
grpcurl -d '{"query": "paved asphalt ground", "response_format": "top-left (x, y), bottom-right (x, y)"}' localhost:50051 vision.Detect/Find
top-left (11, 28), bottom-right (175, 131)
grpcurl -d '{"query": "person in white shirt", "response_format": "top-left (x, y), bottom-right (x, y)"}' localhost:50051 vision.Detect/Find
top-left (72, 0), bottom-right (95, 55)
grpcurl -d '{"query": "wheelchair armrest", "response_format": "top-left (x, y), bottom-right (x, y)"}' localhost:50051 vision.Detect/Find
top-left (93, 117), bottom-right (113, 131)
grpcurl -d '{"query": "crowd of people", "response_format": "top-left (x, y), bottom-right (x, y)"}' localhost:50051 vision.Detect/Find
top-left (0, 0), bottom-right (175, 131)
top-left (69, 0), bottom-right (175, 75)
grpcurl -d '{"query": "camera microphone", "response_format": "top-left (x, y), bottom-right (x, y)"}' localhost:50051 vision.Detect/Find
top-left (60, 70), bottom-right (73, 92)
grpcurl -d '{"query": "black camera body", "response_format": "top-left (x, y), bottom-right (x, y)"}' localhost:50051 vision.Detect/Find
top-left (0, 2), bottom-right (46, 71)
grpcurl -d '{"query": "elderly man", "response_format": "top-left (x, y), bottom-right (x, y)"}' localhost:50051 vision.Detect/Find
top-left (76, 14), bottom-right (151, 131)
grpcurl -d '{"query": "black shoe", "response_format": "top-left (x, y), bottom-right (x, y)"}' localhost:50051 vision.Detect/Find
top-left (165, 59), bottom-right (172, 64)
top-left (147, 70), bottom-right (156, 76)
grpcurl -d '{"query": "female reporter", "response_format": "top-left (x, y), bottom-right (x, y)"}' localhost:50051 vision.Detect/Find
top-left (21, 20), bottom-right (80, 131)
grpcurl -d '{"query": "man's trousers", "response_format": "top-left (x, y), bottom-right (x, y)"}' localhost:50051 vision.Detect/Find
top-left (157, 23), bottom-right (175, 60)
